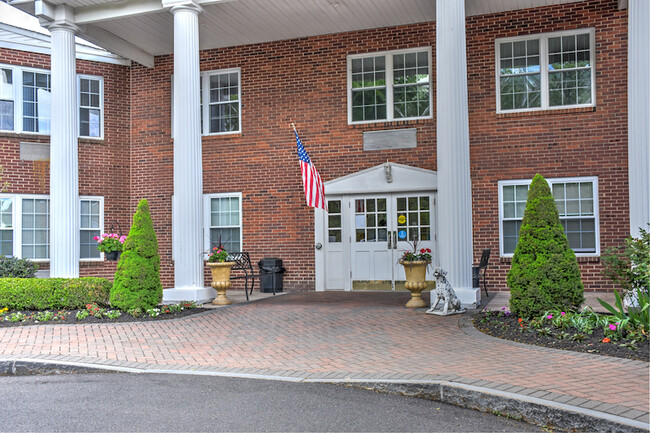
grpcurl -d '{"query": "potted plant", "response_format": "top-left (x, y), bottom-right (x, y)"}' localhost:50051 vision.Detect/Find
top-left (398, 241), bottom-right (432, 308)
top-left (94, 233), bottom-right (127, 261)
top-left (206, 246), bottom-right (235, 305)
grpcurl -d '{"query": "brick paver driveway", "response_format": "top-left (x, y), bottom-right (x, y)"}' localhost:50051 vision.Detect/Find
top-left (1, 291), bottom-right (648, 425)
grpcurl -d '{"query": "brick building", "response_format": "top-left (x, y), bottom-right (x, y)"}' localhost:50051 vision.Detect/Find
top-left (0, 0), bottom-right (648, 306)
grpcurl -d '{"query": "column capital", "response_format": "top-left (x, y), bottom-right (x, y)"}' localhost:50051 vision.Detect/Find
top-left (164, 0), bottom-right (203, 14)
top-left (38, 2), bottom-right (79, 34)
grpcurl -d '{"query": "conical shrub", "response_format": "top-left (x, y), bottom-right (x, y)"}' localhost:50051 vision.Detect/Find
top-left (110, 199), bottom-right (162, 310)
top-left (508, 174), bottom-right (584, 318)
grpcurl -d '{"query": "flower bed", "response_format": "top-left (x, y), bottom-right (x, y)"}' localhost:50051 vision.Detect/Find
top-left (0, 301), bottom-right (204, 327)
top-left (473, 308), bottom-right (649, 362)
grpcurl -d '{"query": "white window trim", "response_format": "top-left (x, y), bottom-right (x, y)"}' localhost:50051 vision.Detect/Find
top-left (79, 196), bottom-right (105, 262)
top-left (495, 28), bottom-right (596, 114)
top-left (202, 68), bottom-right (241, 136)
top-left (347, 46), bottom-right (433, 125)
top-left (0, 193), bottom-right (104, 262)
top-left (0, 63), bottom-right (104, 138)
top-left (498, 176), bottom-right (599, 258)
top-left (203, 192), bottom-right (243, 258)
top-left (77, 75), bottom-right (105, 140)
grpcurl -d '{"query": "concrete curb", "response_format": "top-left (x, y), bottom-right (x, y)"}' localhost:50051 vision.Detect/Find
top-left (330, 380), bottom-right (649, 433)
top-left (1, 358), bottom-right (647, 433)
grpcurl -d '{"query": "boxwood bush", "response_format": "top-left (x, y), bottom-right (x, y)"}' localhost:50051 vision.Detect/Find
top-left (0, 256), bottom-right (38, 278)
top-left (0, 277), bottom-right (112, 310)
top-left (508, 174), bottom-right (584, 318)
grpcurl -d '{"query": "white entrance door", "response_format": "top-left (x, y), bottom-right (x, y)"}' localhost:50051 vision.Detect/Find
top-left (349, 192), bottom-right (436, 290)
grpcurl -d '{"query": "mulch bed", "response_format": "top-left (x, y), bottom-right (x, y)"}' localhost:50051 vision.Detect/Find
top-left (0, 307), bottom-right (207, 327)
top-left (473, 312), bottom-right (650, 362)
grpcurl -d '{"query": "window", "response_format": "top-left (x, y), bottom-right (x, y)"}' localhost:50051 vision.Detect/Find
top-left (21, 197), bottom-right (49, 259)
top-left (327, 200), bottom-right (342, 243)
top-left (0, 194), bottom-right (104, 261)
top-left (0, 68), bottom-right (14, 131)
top-left (78, 77), bottom-right (103, 138)
top-left (80, 199), bottom-right (102, 259)
top-left (348, 48), bottom-right (431, 124)
top-left (496, 29), bottom-right (595, 112)
top-left (204, 193), bottom-right (242, 253)
top-left (204, 70), bottom-right (240, 134)
top-left (22, 71), bottom-right (51, 133)
top-left (0, 197), bottom-right (13, 256)
top-left (498, 177), bottom-right (599, 256)
top-left (396, 196), bottom-right (431, 242)
top-left (0, 64), bottom-right (103, 137)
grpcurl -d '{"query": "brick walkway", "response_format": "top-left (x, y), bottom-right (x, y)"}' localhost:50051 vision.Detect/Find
top-left (0, 291), bottom-right (648, 430)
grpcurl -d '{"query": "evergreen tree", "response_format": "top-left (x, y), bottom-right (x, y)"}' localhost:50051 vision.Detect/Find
top-left (110, 199), bottom-right (162, 310)
top-left (508, 174), bottom-right (584, 318)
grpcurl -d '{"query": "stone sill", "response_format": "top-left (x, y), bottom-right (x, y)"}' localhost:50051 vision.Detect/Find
top-left (500, 256), bottom-right (600, 264)
top-left (496, 106), bottom-right (596, 119)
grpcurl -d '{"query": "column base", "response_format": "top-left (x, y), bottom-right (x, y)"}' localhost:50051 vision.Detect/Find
top-left (162, 286), bottom-right (216, 304)
top-left (430, 286), bottom-right (480, 310)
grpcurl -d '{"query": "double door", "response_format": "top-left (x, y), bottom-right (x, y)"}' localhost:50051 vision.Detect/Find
top-left (324, 192), bottom-right (436, 291)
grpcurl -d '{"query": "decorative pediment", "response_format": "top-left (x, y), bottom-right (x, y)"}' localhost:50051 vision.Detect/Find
top-left (325, 163), bottom-right (437, 195)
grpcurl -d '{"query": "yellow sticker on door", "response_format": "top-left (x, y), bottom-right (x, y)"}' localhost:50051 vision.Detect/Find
top-left (398, 214), bottom-right (406, 224)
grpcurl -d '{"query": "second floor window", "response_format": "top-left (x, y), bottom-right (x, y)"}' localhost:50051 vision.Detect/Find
top-left (496, 29), bottom-right (595, 113)
top-left (0, 64), bottom-right (103, 138)
top-left (347, 48), bottom-right (432, 124)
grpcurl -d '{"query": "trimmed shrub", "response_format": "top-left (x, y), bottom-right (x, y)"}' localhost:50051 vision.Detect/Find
top-left (0, 277), bottom-right (111, 310)
top-left (110, 199), bottom-right (162, 310)
top-left (0, 256), bottom-right (38, 278)
top-left (508, 174), bottom-right (584, 318)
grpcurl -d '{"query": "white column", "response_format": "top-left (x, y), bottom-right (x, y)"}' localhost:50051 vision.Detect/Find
top-left (164, 2), bottom-right (210, 303)
top-left (47, 7), bottom-right (79, 278)
top-left (628, 0), bottom-right (650, 238)
top-left (436, 0), bottom-right (477, 306)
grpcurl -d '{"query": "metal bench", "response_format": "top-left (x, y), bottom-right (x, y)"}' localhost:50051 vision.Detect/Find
top-left (472, 248), bottom-right (491, 298)
top-left (228, 252), bottom-right (266, 300)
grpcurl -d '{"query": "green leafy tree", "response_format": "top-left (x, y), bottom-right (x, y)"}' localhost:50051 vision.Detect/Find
top-left (508, 174), bottom-right (584, 318)
top-left (601, 226), bottom-right (650, 298)
top-left (110, 199), bottom-right (162, 310)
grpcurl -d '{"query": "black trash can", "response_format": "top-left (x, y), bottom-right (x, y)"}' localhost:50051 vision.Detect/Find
top-left (258, 258), bottom-right (285, 293)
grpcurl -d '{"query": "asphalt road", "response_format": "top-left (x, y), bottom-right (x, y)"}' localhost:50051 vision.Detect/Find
top-left (0, 373), bottom-right (540, 432)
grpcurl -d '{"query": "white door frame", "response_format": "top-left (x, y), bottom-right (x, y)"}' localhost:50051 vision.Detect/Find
top-left (315, 163), bottom-right (438, 291)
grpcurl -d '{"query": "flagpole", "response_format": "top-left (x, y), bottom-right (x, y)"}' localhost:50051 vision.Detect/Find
top-left (290, 122), bottom-right (297, 134)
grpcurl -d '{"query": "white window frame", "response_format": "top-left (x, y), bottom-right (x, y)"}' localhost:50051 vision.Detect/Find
top-left (0, 63), bottom-right (104, 138)
top-left (202, 68), bottom-right (241, 136)
top-left (347, 47), bottom-right (433, 125)
top-left (495, 28), bottom-right (596, 113)
top-left (203, 192), bottom-right (243, 257)
top-left (0, 193), bottom-right (104, 262)
top-left (498, 176), bottom-right (599, 257)
top-left (77, 75), bottom-right (104, 139)
top-left (0, 195), bottom-right (15, 257)
top-left (0, 66), bottom-right (15, 132)
top-left (79, 196), bottom-right (104, 261)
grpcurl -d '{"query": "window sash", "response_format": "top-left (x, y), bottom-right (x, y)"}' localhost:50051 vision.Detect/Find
top-left (348, 47), bottom-right (432, 124)
top-left (78, 76), bottom-right (103, 138)
top-left (495, 29), bottom-right (595, 113)
top-left (204, 193), bottom-right (243, 255)
top-left (498, 177), bottom-right (599, 256)
top-left (0, 68), bottom-right (14, 132)
top-left (202, 69), bottom-right (241, 135)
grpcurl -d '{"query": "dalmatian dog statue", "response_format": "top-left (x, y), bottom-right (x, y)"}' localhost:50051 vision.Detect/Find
top-left (426, 267), bottom-right (466, 316)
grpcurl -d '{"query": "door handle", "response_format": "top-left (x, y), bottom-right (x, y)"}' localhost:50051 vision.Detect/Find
top-left (387, 231), bottom-right (392, 249)
top-left (393, 231), bottom-right (398, 249)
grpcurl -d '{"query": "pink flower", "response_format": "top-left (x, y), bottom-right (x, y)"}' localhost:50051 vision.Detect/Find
top-left (93, 236), bottom-right (100, 241)
top-left (547, 314), bottom-right (553, 319)
top-left (609, 324), bottom-right (617, 331)
top-left (560, 312), bottom-right (566, 316)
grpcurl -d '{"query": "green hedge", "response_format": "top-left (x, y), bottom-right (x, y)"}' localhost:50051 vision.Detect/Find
top-left (0, 277), bottom-right (112, 310)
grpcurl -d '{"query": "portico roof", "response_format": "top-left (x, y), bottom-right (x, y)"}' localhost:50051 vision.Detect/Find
top-left (7, 0), bottom-right (622, 68)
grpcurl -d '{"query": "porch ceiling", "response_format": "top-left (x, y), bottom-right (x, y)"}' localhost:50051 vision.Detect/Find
top-left (10, 0), bottom-right (591, 67)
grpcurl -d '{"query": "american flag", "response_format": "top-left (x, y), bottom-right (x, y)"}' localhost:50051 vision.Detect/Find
top-left (295, 130), bottom-right (327, 211)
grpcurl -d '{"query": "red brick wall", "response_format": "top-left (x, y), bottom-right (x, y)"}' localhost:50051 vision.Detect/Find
top-left (2, 0), bottom-right (629, 293)
top-left (466, 0), bottom-right (628, 291)
top-left (0, 48), bottom-right (132, 279)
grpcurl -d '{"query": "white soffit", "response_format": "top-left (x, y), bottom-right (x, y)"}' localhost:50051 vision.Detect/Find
top-left (9, 0), bottom-right (602, 65)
